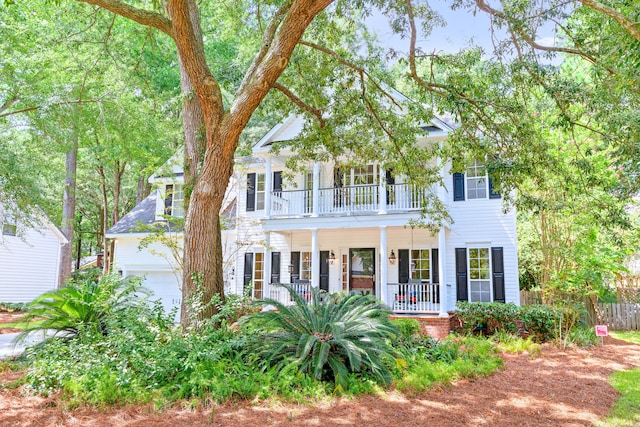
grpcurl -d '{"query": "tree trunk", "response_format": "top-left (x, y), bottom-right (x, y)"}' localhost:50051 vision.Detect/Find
top-left (58, 127), bottom-right (79, 287)
top-left (165, 0), bottom-right (332, 328)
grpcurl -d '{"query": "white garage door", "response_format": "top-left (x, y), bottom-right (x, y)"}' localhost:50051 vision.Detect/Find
top-left (129, 271), bottom-right (181, 322)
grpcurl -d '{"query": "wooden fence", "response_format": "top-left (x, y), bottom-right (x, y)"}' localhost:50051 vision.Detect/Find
top-left (595, 303), bottom-right (640, 331)
top-left (519, 291), bottom-right (640, 331)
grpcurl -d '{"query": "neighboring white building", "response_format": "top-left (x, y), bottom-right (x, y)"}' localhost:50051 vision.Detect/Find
top-left (108, 113), bottom-right (519, 324)
top-left (0, 204), bottom-right (67, 303)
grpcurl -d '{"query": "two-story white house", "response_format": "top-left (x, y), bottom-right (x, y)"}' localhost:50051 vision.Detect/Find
top-left (108, 113), bottom-right (519, 334)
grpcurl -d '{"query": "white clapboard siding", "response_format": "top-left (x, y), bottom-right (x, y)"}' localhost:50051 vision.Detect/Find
top-left (0, 223), bottom-right (63, 303)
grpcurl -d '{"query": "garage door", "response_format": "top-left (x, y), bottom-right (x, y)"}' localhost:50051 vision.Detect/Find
top-left (129, 271), bottom-right (181, 322)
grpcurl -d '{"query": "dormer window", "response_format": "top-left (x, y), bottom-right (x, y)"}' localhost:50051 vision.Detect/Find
top-left (453, 160), bottom-right (500, 201)
top-left (164, 184), bottom-right (184, 217)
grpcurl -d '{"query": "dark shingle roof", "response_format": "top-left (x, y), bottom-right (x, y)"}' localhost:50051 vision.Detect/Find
top-left (107, 190), bottom-right (163, 235)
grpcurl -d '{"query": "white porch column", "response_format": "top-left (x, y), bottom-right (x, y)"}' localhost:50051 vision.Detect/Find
top-left (265, 158), bottom-right (272, 219)
top-left (311, 228), bottom-right (319, 288)
top-left (311, 161), bottom-right (320, 217)
top-left (379, 226), bottom-right (388, 305)
top-left (264, 231), bottom-right (272, 299)
top-left (438, 226), bottom-right (448, 317)
top-left (378, 166), bottom-right (387, 214)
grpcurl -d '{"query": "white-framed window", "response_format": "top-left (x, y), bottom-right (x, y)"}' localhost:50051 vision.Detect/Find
top-left (466, 160), bottom-right (488, 199)
top-left (256, 173), bottom-right (265, 210)
top-left (254, 252), bottom-right (264, 298)
top-left (468, 247), bottom-right (491, 302)
top-left (301, 251), bottom-right (312, 281)
top-left (164, 184), bottom-right (184, 217)
top-left (246, 172), bottom-right (266, 212)
top-left (410, 249), bottom-right (431, 281)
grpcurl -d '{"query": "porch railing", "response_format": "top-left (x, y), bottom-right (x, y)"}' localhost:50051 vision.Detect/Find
top-left (387, 282), bottom-right (440, 313)
top-left (270, 183), bottom-right (432, 217)
top-left (268, 282), bottom-right (313, 306)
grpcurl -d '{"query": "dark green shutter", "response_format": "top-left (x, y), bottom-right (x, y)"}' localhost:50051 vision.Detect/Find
top-left (243, 253), bottom-right (254, 293)
top-left (273, 171), bottom-right (282, 192)
top-left (271, 252), bottom-right (281, 283)
top-left (489, 177), bottom-right (501, 199)
top-left (246, 173), bottom-right (256, 211)
top-left (492, 247), bottom-right (505, 303)
top-left (319, 251), bottom-right (329, 291)
top-left (431, 248), bottom-right (439, 284)
top-left (291, 251), bottom-right (301, 282)
top-left (455, 248), bottom-right (468, 301)
top-left (453, 173), bottom-right (465, 201)
top-left (398, 249), bottom-right (410, 283)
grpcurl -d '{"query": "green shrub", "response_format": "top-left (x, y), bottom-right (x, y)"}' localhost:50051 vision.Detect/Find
top-left (18, 273), bottom-right (148, 341)
top-left (392, 318), bottom-right (421, 338)
top-left (454, 302), bottom-right (520, 335)
top-left (0, 302), bottom-right (26, 312)
top-left (243, 285), bottom-right (400, 390)
top-left (519, 304), bottom-right (557, 342)
top-left (567, 324), bottom-right (598, 348)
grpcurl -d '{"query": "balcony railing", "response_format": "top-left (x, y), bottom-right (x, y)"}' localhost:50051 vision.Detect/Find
top-left (270, 183), bottom-right (430, 217)
top-left (387, 282), bottom-right (440, 313)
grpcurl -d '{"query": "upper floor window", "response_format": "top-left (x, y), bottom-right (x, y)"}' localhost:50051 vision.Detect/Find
top-left (335, 165), bottom-right (378, 187)
top-left (453, 160), bottom-right (500, 201)
top-left (164, 184), bottom-right (184, 217)
top-left (466, 160), bottom-right (487, 199)
top-left (246, 173), bottom-right (265, 212)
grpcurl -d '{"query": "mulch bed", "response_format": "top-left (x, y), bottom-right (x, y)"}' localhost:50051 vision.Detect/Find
top-left (0, 335), bottom-right (638, 426)
top-left (0, 312), bottom-right (25, 334)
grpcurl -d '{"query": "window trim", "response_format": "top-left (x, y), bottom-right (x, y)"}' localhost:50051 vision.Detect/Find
top-left (467, 246), bottom-right (492, 303)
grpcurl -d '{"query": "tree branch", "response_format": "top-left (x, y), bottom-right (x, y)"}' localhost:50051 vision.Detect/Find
top-left (75, 0), bottom-right (173, 37)
top-left (298, 40), bottom-right (401, 108)
top-left (224, 0), bottom-right (333, 159)
top-left (474, 0), bottom-right (599, 64)
top-left (272, 82), bottom-right (325, 127)
top-left (579, 0), bottom-right (640, 42)
top-left (0, 99), bottom-right (104, 119)
top-left (237, 1), bottom-right (291, 97)
top-left (0, 95), bottom-right (19, 115)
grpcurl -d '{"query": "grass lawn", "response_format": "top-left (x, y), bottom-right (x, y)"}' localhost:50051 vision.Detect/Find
top-left (595, 331), bottom-right (640, 427)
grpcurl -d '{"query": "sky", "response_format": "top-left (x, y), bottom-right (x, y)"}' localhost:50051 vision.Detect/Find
top-left (367, 0), bottom-right (557, 56)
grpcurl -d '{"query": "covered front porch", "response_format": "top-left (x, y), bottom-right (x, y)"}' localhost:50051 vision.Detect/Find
top-left (244, 223), bottom-right (452, 316)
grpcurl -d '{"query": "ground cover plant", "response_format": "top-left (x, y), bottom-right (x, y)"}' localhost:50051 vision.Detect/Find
top-left (11, 284), bottom-right (511, 408)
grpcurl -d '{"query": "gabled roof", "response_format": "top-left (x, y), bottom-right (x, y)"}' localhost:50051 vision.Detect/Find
top-left (253, 111), bottom-right (457, 153)
top-left (106, 190), bottom-right (238, 237)
top-left (106, 190), bottom-right (162, 235)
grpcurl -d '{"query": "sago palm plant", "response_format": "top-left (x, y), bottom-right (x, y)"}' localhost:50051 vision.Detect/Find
top-left (244, 285), bottom-right (401, 389)
top-left (18, 273), bottom-right (147, 341)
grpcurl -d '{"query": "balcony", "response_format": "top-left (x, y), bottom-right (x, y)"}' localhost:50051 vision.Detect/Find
top-left (270, 183), bottom-right (430, 218)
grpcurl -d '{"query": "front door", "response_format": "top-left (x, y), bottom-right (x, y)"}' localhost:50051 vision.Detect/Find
top-left (349, 248), bottom-right (375, 296)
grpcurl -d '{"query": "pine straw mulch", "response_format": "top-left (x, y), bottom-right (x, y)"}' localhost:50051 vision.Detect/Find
top-left (0, 312), bottom-right (24, 334)
top-left (1, 336), bottom-right (639, 427)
